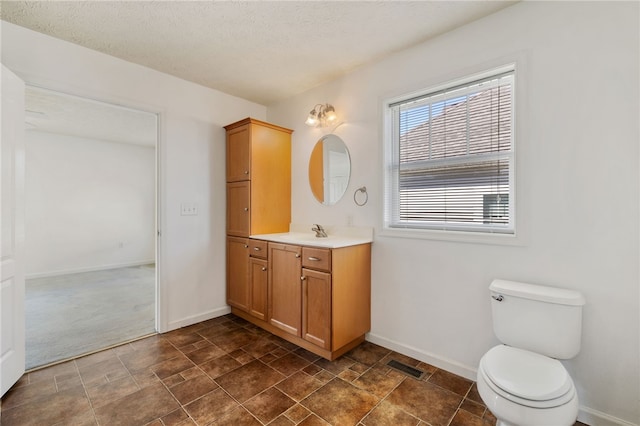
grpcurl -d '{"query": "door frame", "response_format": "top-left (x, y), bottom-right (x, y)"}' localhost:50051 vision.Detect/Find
top-left (22, 81), bottom-right (167, 335)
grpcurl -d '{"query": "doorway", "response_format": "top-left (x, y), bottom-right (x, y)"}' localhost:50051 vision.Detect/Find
top-left (23, 86), bottom-right (158, 369)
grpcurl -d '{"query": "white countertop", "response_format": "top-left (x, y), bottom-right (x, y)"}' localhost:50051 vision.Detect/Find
top-left (251, 225), bottom-right (373, 249)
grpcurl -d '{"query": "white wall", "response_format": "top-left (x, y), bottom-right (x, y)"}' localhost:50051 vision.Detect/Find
top-left (268, 2), bottom-right (639, 425)
top-left (1, 21), bottom-right (266, 332)
top-left (25, 131), bottom-right (155, 277)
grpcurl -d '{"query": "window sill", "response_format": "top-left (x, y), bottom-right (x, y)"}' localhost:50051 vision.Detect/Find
top-left (378, 226), bottom-right (524, 247)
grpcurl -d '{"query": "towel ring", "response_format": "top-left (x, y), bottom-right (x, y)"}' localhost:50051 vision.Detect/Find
top-left (354, 186), bottom-right (368, 206)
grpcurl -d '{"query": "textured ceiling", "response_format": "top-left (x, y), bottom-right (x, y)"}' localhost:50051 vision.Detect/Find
top-left (1, 1), bottom-right (516, 105)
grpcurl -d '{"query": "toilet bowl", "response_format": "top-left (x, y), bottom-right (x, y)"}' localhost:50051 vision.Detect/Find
top-left (477, 280), bottom-right (585, 426)
top-left (477, 345), bottom-right (579, 426)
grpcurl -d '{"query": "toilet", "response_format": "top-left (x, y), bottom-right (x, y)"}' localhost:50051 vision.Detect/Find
top-left (477, 279), bottom-right (586, 426)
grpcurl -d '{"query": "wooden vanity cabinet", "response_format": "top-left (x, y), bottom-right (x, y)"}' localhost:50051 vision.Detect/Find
top-left (268, 243), bottom-right (302, 336)
top-left (233, 240), bottom-right (371, 360)
top-left (224, 118), bottom-right (292, 237)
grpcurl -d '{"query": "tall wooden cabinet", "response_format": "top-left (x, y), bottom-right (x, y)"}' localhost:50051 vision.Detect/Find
top-left (225, 118), bottom-right (293, 237)
top-left (225, 118), bottom-right (292, 322)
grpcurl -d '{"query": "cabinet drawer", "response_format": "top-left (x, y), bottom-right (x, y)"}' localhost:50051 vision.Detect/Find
top-left (302, 247), bottom-right (331, 272)
top-left (249, 239), bottom-right (268, 259)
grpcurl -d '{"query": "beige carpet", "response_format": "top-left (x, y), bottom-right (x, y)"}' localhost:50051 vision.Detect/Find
top-left (25, 264), bottom-right (156, 369)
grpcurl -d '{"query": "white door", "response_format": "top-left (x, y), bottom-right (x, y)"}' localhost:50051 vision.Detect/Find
top-left (1, 65), bottom-right (26, 397)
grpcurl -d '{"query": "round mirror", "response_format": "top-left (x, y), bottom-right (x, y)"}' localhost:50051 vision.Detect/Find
top-left (309, 134), bottom-right (351, 205)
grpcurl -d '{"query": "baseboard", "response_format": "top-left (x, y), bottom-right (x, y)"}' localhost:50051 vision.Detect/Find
top-left (366, 332), bottom-right (478, 381)
top-left (367, 332), bottom-right (638, 426)
top-left (166, 306), bottom-right (231, 332)
top-left (26, 260), bottom-right (156, 279)
top-left (578, 406), bottom-right (639, 426)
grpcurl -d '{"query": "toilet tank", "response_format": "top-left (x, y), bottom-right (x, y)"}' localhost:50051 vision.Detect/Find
top-left (490, 279), bottom-right (585, 359)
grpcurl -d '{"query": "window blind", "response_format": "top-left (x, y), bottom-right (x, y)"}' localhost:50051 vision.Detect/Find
top-left (385, 69), bottom-right (515, 234)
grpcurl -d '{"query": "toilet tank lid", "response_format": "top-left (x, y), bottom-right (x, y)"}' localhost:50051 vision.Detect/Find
top-left (490, 279), bottom-right (585, 306)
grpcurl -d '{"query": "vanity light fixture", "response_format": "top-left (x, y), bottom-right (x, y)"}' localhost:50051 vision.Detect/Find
top-left (305, 103), bottom-right (337, 127)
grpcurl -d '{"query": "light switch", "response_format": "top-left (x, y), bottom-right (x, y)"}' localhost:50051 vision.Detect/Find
top-left (181, 203), bottom-right (198, 216)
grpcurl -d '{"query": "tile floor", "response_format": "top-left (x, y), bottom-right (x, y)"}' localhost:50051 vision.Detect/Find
top-left (1, 314), bottom-right (588, 426)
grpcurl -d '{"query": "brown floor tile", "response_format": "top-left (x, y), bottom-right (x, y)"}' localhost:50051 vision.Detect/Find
top-left (242, 337), bottom-right (281, 358)
top-left (361, 399), bottom-right (420, 426)
top-left (216, 359), bottom-right (286, 402)
top-left (164, 329), bottom-right (204, 348)
top-left (85, 375), bottom-right (139, 408)
top-left (449, 409), bottom-right (494, 426)
top-left (79, 357), bottom-right (130, 387)
top-left (386, 379), bottom-right (462, 426)
top-left (161, 408), bottom-right (191, 426)
top-left (94, 382), bottom-right (179, 426)
top-left (119, 338), bottom-right (181, 373)
top-left (276, 371), bottom-right (324, 401)
top-left (466, 383), bottom-right (484, 404)
top-left (212, 406), bottom-right (262, 425)
top-left (209, 328), bottom-right (257, 352)
top-left (270, 415), bottom-right (296, 426)
top-left (184, 343), bottom-right (227, 365)
top-left (0, 376), bottom-right (57, 410)
top-left (52, 408), bottom-right (97, 426)
top-left (1, 385), bottom-right (91, 426)
top-left (74, 348), bottom-right (119, 369)
top-left (428, 369), bottom-right (473, 396)
top-left (28, 361), bottom-right (77, 383)
top-left (55, 371), bottom-right (84, 391)
top-left (244, 387), bottom-right (296, 423)
top-left (131, 368), bottom-right (162, 388)
top-left (183, 387), bottom-right (238, 424)
top-left (229, 348), bottom-right (256, 364)
top-left (353, 366), bottom-right (405, 399)
top-left (150, 354), bottom-right (195, 379)
top-left (314, 356), bottom-right (355, 375)
top-left (346, 341), bottom-right (391, 366)
top-left (339, 368), bottom-right (362, 382)
top-left (460, 398), bottom-right (487, 417)
top-left (285, 403), bottom-right (312, 423)
top-left (270, 352), bottom-right (311, 376)
top-left (298, 413), bottom-right (332, 425)
top-left (199, 354), bottom-right (242, 379)
top-left (302, 378), bottom-right (379, 426)
top-left (168, 373), bottom-right (218, 405)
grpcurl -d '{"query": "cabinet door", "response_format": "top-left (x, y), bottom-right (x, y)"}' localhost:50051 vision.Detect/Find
top-left (227, 181), bottom-right (250, 236)
top-left (227, 124), bottom-right (251, 182)
top-left (227, 237), bottom-right (250, 312)
top-left (268, 243), bottom-right (302, 336)
top-left (249, 257), bottom-right (268, 321)
top-left (302, 268), bottom-right (331, 350)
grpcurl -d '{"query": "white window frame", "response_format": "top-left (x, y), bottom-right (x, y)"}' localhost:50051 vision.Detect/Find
top-left (382, 64), bottom-right (518, 243)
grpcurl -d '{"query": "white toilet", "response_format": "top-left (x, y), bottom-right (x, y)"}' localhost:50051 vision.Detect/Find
top-left (477, 279), bottom-right (586, 426)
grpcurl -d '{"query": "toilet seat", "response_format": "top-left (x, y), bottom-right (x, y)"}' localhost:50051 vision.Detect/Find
top-left (480, 345), bottom-right (575, 409)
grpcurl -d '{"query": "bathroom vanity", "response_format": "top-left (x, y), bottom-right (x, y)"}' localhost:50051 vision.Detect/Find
top-left (224, 118), bottom-right (372, 360)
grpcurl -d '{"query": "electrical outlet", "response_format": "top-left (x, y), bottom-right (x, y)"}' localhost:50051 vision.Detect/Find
top-left (181, 203), bottom-right (198, 216)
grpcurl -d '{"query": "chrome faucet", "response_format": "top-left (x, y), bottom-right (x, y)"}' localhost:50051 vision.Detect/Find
top-left (312, 224), bottom-right (328, 238)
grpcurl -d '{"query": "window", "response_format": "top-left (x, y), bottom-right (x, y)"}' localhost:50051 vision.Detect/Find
top-left (383, 66), bottom-right (515, 235)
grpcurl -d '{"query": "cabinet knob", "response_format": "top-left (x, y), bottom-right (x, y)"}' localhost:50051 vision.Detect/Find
top-left (300, 276), bottom-right (306, 281)
top-left (295, 254), bottom-right (301, 258)
top-left (244, 207), bottom-right (249, 212)
top-left (253, 247), bottom-right (261, 251)
top-left (307, 256), bottom-right (321, 261)
top-left (244, 170), bottom-right (249, 175)
top-left (244, 244), bottom-right (248, 248)
top-left (261, 267), bottom-right (267, 272)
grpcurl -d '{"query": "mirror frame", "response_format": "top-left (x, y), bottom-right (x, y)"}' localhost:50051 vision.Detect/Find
top-left (308, 134), bottom-right (351, 205)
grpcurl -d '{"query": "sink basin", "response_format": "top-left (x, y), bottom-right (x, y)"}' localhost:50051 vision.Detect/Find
top-left (251, 229), bottom-right (373, 248)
